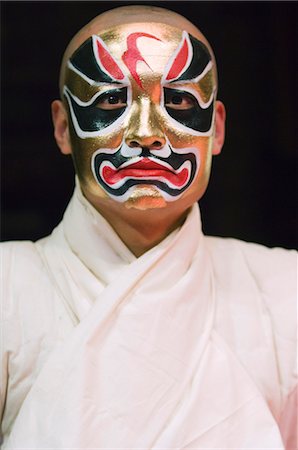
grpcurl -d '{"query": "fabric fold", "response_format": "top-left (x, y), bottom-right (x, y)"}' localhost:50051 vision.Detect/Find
top-left (3, 186), bottom-right (286, 449)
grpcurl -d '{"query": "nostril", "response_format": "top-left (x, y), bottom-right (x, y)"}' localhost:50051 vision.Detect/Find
top-left (129, 141), bottom-right (140, 148)
top-left (127, 139), bottom-right (165, 149)
top-left (152, 141), bottom-right (163, 148)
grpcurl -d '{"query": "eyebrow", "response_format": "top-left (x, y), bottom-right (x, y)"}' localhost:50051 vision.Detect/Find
top-left (167, 34), bottom-right (212, 84)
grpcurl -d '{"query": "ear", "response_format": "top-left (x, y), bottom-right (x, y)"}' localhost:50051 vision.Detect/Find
top-left (212, 100), bottom-right (226, 156)
top-left (51, 100), bottom-right (72, 155)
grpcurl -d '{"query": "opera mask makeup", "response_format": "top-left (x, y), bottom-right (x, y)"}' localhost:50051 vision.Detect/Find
top-left (63, 23), bottom-right (217, 208)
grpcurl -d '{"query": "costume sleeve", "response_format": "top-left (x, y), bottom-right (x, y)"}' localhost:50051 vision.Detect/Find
top-left (0, 241), bottom-right (47, 440)
top-left (242, 244), bottom-right (297, 402)
top-left (240, 242), bottom-right (297, 449)
top-left (206, 236), bottom-right (297, 448)
top-left (0, 239), bottom-right (75, 444)
top-left (0, 243), bottom-right (14, 441)
top-left (279, 385), bottom-right (297, 450)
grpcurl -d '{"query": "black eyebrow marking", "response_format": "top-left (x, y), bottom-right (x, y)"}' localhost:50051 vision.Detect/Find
top-left (69, 37), bottom-right (115, 84)
top-left (171, 35), bottom-right (212, 83)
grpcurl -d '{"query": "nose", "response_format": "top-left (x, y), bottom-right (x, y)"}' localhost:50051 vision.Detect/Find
top-left (127, 137), bottom-right (165, 149)
top-left (125, 98), bottom-right (166, 150)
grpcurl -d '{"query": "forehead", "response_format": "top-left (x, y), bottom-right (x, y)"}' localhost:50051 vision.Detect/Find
top-left (68, 23), bottom-right (190, 78)
top-left (65, 22), bottom-right (215, 103)
top-left (97, 23), bottom-right (182, 73)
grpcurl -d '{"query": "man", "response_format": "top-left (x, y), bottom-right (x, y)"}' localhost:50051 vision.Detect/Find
top-left (1, 5), bottom-right (296, 449)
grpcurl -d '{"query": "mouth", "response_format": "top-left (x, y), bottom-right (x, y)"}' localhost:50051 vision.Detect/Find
top-left (92, 143), bottom-right (199, 200)
top-left (101, 157), bottom-right (189, 187)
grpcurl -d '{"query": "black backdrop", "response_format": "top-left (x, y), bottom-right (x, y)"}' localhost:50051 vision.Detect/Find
top-left (1, 1), bottom-right (297, 248)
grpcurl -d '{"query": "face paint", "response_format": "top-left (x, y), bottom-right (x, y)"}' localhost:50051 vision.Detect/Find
top-left (63, 23), bottom-right (217, 208)
top-left (122, 32), bottom-right (162, 88)
top-left (91, 139), bottom-right (199, 202)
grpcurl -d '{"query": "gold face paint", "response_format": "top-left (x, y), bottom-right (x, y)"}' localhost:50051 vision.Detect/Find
top-left (63, 23), bottom-right (217, 209)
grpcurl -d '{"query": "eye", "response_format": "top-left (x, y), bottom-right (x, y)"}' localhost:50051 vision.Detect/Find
top-left (95, 88), bottom-right (127, 110)
top-left (164, 89), bottom-right (196, 110)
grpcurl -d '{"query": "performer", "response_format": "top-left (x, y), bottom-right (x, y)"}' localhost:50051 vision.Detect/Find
top-left (1, 5), bottom-right (296, 449)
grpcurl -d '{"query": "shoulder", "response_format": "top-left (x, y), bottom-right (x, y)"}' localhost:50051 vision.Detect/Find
top-left (1, 240), bottom-right (48, 302)
top-left (1, 239), bottom-right (45, 269)
top-left (205, 236), bottom-right (296, 297)
top-left (1, 236), bottom-right (73, 361)
top-left (0, 237), bottom-right (64, 325)
top-left (205, 236), bottom-right (297, 338)
top-left (0, 238), bottom-right (73, 437)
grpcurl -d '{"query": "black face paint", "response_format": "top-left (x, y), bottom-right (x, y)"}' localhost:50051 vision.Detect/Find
top-left (93, 146), bottom-right (197, 197)
top-left (65, 87), bottom-right (127, 132)
top-left (164, 88), bottom-right (213, 132)
top-left (69, 37), bottom-right (116, 84)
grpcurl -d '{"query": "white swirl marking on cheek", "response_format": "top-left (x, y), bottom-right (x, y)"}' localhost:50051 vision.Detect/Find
top-left (120, 143), bottom-right (142, 157)
top-left (150, 145), bottom-right (171, 158)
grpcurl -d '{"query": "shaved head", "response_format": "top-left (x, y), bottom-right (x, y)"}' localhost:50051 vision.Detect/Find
top-left (59, 5), bottom-right (217, 95)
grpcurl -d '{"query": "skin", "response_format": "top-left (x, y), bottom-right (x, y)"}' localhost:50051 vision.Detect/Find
top-left (52, 5), bottom-right (226, 257)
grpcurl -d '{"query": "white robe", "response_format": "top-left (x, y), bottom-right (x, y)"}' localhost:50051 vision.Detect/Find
top-left (1, 185), bottom-right (297, 449)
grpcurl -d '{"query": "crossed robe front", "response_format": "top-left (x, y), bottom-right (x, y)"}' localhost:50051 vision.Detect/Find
top-left (1, 185), bottom-right (297, 449)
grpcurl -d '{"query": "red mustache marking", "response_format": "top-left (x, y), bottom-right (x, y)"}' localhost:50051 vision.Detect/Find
top-left (122, 33), bottom-right (161, 89)
top-left (96, 39), bottom-right (125, 80)
top-left (166, 36), bottom-right (189, 81)
top-left (102, 158), bottom-right (189, 187)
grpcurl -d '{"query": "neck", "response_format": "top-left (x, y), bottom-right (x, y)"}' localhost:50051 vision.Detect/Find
top-left (82, 191), bottom-right (190, 257)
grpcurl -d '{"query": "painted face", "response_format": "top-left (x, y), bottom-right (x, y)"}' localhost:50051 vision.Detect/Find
top-left (64, 23), bottom-right (217, 208)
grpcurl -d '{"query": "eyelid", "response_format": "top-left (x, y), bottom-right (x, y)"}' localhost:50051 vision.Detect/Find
top-left (94, 88), bottom-right (127, 111)
top-left (164, 88), bottom-right (197, 103)
top-left (164, 86), bottom-right (199, 99)
top-left (163, 85), bottom-right (214, 110)
top-left (97, 89), bottom-right (127, 102)
top-left (63, 85), bottom-right (127, 107)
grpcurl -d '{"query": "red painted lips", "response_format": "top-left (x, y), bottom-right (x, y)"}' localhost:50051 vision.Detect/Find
top-left (102, 158), bottom-right (189, 187)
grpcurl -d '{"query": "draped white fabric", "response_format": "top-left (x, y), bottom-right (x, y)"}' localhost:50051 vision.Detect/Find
top-left (2, 185), bottom-right (296, 449)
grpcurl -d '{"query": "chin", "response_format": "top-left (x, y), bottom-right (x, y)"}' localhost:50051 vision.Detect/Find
top-left (124, 186), bottom-right (168, 210)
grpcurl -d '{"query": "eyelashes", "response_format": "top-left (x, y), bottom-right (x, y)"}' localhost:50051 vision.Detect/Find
top-left (164, 89), bottom-right (197, 111)
top-left (95, 88), bottom-right (127, 110)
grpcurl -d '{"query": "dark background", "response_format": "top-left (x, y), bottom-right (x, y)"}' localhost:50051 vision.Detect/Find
top-left (1, 1), bottom-right (297, 248)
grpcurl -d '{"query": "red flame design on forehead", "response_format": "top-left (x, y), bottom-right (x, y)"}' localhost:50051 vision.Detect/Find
top-left (95, 37), bottom-right (125, 81)
top-left (122, 33), bottom-right (161, 88)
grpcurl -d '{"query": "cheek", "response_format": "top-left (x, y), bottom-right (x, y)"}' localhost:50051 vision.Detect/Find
top-left (192, 137), bottom-right (213, 192)
top-left (166, 125), bottom-right (213, 180)
top-left (165, 125), bottom-right (213, 154)
top-left (179, 140), bottom-right (213, 204)
top-left (166, 130), bottom-right (213, 184)
top-left (196, 137), bottom-right (213, 174)
top-left (68, 123), bottom-right (124, 176)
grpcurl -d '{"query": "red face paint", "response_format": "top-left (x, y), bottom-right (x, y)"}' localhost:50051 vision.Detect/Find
top-left (95, 37), bottom-right (125, 81)
top-left (166, 36), bottom-right (190, 81)
top-left (101, 158), bottom-right (189, 187)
